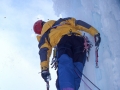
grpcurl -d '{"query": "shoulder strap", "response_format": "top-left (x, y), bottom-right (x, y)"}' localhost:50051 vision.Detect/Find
top-left (52, 17), bottom-right (72, 27)
top-left (45, 17), bottom-right (72, 45)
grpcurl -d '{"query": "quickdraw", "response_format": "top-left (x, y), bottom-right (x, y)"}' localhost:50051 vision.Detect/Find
top-left (51, 46), bottom-right (58, 70)
top-left (83, 34), bottom-right (93, 61)
top-left (94, 35), bottom-right (99, 68)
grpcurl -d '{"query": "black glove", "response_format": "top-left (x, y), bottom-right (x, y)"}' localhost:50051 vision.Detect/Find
top-left (94, 33), bottom-right (101, 47)
top-left (41, 70), bottom-right (51, 82)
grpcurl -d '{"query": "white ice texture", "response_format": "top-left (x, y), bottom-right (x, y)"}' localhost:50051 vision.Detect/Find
top-left (52, 0), bottom-right (120, 90)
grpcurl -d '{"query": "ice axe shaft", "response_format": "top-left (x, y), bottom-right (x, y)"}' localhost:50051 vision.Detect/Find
top-left (46, 81), bottom-right (49, 90)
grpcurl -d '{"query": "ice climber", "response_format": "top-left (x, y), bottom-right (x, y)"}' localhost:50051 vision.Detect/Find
top-left (33, 17), bottom-right (101, 90)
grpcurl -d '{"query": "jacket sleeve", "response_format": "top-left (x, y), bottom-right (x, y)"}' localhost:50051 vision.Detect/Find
top-left (75, 20), bottom-right (99, 36)
top-left (38, 33), bottom-right (52, 71)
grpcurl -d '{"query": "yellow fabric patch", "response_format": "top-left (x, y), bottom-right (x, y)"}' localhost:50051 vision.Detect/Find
top-left (75, 25), bottom-right (99, 36)
top-left (41, 20), bottom-right (56, 36)
top-left (36, 35), bottom-right (41, 42)
top-left (89, 27), bottom-right (98, 36)
top-left (40, 38), bottom-right (52, 65)
top-left (41, 60), bottom-right (49, 70)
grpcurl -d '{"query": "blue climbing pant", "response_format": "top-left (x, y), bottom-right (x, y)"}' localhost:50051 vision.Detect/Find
top-left (56, 35), bottom-right (86, 90)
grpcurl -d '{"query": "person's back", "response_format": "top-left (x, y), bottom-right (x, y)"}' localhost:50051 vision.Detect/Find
top-left (33, 17), bottom-right (101, 90)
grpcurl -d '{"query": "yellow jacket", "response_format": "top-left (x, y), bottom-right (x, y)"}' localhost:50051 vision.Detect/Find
top-left (37, 17), bottom-right (99, 71)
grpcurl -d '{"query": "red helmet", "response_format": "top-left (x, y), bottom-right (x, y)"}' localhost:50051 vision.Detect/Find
top-left (33, 20), bottom-right (44, 34)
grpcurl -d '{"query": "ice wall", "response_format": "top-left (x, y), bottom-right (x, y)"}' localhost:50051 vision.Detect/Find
top-left (52, 0), bottom-right (120, 90)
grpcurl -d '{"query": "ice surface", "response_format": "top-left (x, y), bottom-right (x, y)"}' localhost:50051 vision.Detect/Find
top-left (52, 0), bottom-right (120, 90)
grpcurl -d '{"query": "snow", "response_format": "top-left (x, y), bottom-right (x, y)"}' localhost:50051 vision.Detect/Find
top-left (52, 0), bottom-right (120, 90)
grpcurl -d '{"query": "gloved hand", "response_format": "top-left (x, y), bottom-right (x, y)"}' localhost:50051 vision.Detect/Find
top-left (41, 70), bottom-right (51, 82)
top-left (94, 33), bottom-right (101, 47)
